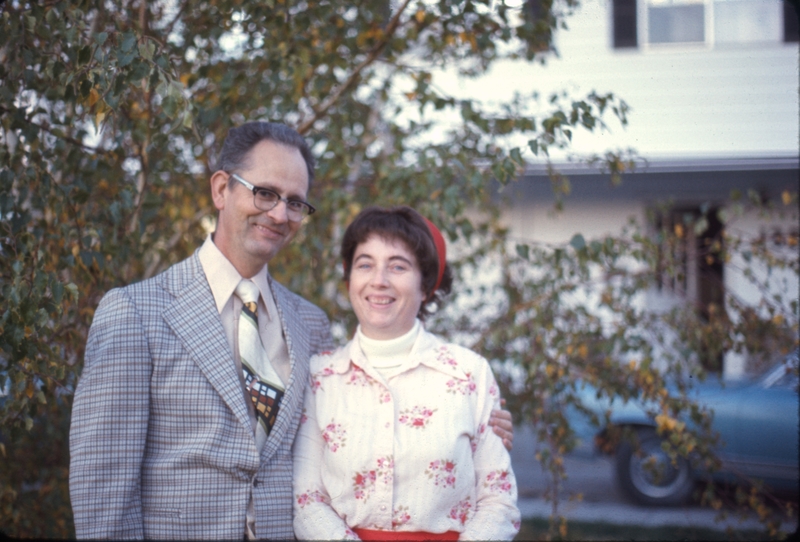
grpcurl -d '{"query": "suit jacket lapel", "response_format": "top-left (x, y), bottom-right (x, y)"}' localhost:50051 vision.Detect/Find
top-left (162, 256), bottom-right (254, 435)
top-left (262, 278), bottom-right (310, 458)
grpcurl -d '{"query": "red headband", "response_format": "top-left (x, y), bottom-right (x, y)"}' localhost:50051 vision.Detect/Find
top-left (422, 216), bottom-right (447, 294)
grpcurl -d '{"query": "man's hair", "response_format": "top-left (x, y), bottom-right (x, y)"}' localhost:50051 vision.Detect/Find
top-left (341, 206), bottom-right (453, 320)
top-left (216, 121), bottom-right (315, 185)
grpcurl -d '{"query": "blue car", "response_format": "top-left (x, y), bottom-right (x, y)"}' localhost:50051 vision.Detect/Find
top-left (565, 351), bottom-right (799, 506)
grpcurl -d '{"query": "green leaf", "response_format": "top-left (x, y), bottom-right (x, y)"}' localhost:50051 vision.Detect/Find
top-left (515, 243), bottom-right (530, 260)
top-left (138, 40), bottom-right (156, 61)
top-left (120, 32), bottom-right (137, 53)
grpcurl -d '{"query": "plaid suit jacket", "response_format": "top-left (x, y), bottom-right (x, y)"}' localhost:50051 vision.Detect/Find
top-left (69, 252), bottom-right (334, 539)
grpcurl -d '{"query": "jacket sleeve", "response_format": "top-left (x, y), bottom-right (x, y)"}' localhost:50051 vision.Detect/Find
top-left (69, 288), bottom-right (152, 539)
top-left (292, 374), bottom-right (360, 540)
top-left (461, 357), bottom-right (521, 541)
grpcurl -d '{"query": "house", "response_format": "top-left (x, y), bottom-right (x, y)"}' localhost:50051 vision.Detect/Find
top-left (450, 0), bottom-right (799, 378)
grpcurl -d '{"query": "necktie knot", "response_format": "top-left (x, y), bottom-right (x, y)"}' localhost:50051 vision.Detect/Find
top-left (236, 279), bottom-right (260, 306)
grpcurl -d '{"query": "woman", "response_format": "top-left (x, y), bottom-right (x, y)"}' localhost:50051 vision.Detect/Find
top-left (293, 206), bottom-right (520, 541)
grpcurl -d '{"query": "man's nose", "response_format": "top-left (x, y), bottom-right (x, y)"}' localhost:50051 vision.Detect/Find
top-left (265, 200), bottom-right (290, 223)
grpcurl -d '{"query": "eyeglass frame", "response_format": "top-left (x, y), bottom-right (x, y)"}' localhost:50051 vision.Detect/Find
top-left (229, 172), bottom-right (316, 220)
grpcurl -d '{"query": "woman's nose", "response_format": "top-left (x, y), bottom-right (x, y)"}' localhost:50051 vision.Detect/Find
top-left (369, 266), bottom-right (390, 286)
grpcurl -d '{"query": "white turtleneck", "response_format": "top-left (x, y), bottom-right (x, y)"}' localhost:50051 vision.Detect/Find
top-left (356, 319), bottom-right (421, 379)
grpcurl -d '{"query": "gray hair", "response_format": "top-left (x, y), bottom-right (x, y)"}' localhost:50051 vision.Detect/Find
top-left (216, 122), bottom-right (315, 185)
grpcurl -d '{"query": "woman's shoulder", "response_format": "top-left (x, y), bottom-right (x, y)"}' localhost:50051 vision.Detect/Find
top-left (308, 342), bottom-right (350, 372)
top-left (420, 330), bottom-right (490, 370)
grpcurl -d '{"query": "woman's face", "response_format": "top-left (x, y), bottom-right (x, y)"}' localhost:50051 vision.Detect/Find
top-left (348, 234), bottom-right (426, 340)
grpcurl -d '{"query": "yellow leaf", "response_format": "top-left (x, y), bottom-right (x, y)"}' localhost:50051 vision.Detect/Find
top-left (674, 223), bottom-right (684, 238)
top-left (579, 344), bottom-right (588, 358)
top-left (415, 9), bottom-right (425, 23)
top-left (180, 73), bottom-right (191, 86)
top-left (87, 88), bottom-right (100, 107)
top-left (25, 382), bottom-right (34, 399)
top-left (772, 314), bottom-right (785, 326)
top-left (95, 108), bottom-right (107, 129)
top-left (782, 190), bottom-right (792, 205)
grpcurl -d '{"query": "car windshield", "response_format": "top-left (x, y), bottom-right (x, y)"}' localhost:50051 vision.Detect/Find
top-left (760, 351), bottom-right (800, 391)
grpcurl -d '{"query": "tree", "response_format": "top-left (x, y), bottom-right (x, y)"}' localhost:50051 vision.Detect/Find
top-left (0, 0), bottom-right (796, 538)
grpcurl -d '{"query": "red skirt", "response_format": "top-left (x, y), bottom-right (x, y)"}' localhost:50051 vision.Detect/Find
top-left (354, 528), bottom-right (459, 541)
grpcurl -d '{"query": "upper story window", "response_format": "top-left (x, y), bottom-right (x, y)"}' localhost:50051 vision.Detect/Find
top-left (612, 0), bottom-right (798, 48)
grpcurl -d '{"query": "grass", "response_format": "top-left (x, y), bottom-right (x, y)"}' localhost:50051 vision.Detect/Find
top-left (515, 517), bottom-right (778, 541)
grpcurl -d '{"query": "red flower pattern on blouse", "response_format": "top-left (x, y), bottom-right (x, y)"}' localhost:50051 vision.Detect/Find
top-left (321, 421), bottom-right (346, 452)
top-left (352, 469), bottom-right (377, 500)
top-left (436, 346), bottom-right (459, 368)
top-left (426, 458), bottom-right (457, 488)
top-left (445, 372), bottom-right (477, 395)
top-left (484, 469), bottom-right (513, 493)
top-left (310, 366), bottom-right (335, 394)
top-left (347, 364), bottom-right (373, 386)
top-left (448, 497), bottom-right (473, 525)
top-left (296, 490), bottom-right (328, 508)
top-left (398, 405), bottom-right (437, 429)
top-left (392, 505), bottom-right (411, 528)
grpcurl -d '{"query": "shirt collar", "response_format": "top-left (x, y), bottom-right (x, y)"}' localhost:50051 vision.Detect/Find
top-left (326, 326), bottom-right (468, 381)
top-left (198, 234), bottom-right (271, 318)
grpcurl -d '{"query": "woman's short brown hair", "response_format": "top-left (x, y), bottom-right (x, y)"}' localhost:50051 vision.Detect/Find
top-left (341, 206), bottom-right (453, 320)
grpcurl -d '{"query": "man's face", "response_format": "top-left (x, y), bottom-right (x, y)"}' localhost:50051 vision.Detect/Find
top-left (210, 139), bottom-right (310, 278)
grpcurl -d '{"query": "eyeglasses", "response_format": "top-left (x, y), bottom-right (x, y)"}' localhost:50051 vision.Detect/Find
top-left (230, 173), bottom-right (316, 221)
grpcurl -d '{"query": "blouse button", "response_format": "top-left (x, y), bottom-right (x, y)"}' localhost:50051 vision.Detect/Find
top-left (380, 505), bottom-right (387, 511)
top-left (385, 422), bottom-right (390, 428)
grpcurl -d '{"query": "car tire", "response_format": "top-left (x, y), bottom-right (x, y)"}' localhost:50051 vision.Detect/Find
top-left (615, 427), bottom-right (694, 506)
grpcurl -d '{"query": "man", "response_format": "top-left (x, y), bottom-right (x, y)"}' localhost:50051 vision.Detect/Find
top-left (69, 122), bottom-right (512, 539)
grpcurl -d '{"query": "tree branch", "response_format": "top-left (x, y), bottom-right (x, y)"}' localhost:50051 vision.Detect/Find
top-left (0, 106), bottom-right (114, 156)
top-left (296, 0), bottom-right (414, 134)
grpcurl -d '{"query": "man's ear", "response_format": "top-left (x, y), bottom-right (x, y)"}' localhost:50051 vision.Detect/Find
top-left (210, 170), bottom-right (230, 211)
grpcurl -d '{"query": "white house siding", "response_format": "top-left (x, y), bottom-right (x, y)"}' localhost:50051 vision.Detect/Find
top-left (502, 199), bottom-right (646, 244)
top-left (439, 0), bottom-right (798, 159)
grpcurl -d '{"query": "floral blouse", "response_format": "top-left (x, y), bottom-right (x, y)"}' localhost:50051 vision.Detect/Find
top-left (292, 327), bottom-right (520, 540)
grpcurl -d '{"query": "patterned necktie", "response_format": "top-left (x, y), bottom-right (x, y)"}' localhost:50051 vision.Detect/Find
top-left (235, 279), bottom-right (285, 439)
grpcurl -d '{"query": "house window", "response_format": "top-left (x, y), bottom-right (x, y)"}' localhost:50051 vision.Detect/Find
top-left (613, 0), bottom-right (639, 47)
top-left (647, 0), bottom-right (705, 44)
top-left (785, 1), bottom-right (800, 42)
top-left (612, 0), bottom-right (792, 48)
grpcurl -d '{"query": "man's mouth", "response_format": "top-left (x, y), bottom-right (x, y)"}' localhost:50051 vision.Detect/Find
top-left (253, 222), bottom-right (285, 238)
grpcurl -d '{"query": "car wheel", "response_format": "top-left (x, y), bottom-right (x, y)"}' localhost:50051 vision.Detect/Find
top-left (615, 427), bottom-right (694, 506)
